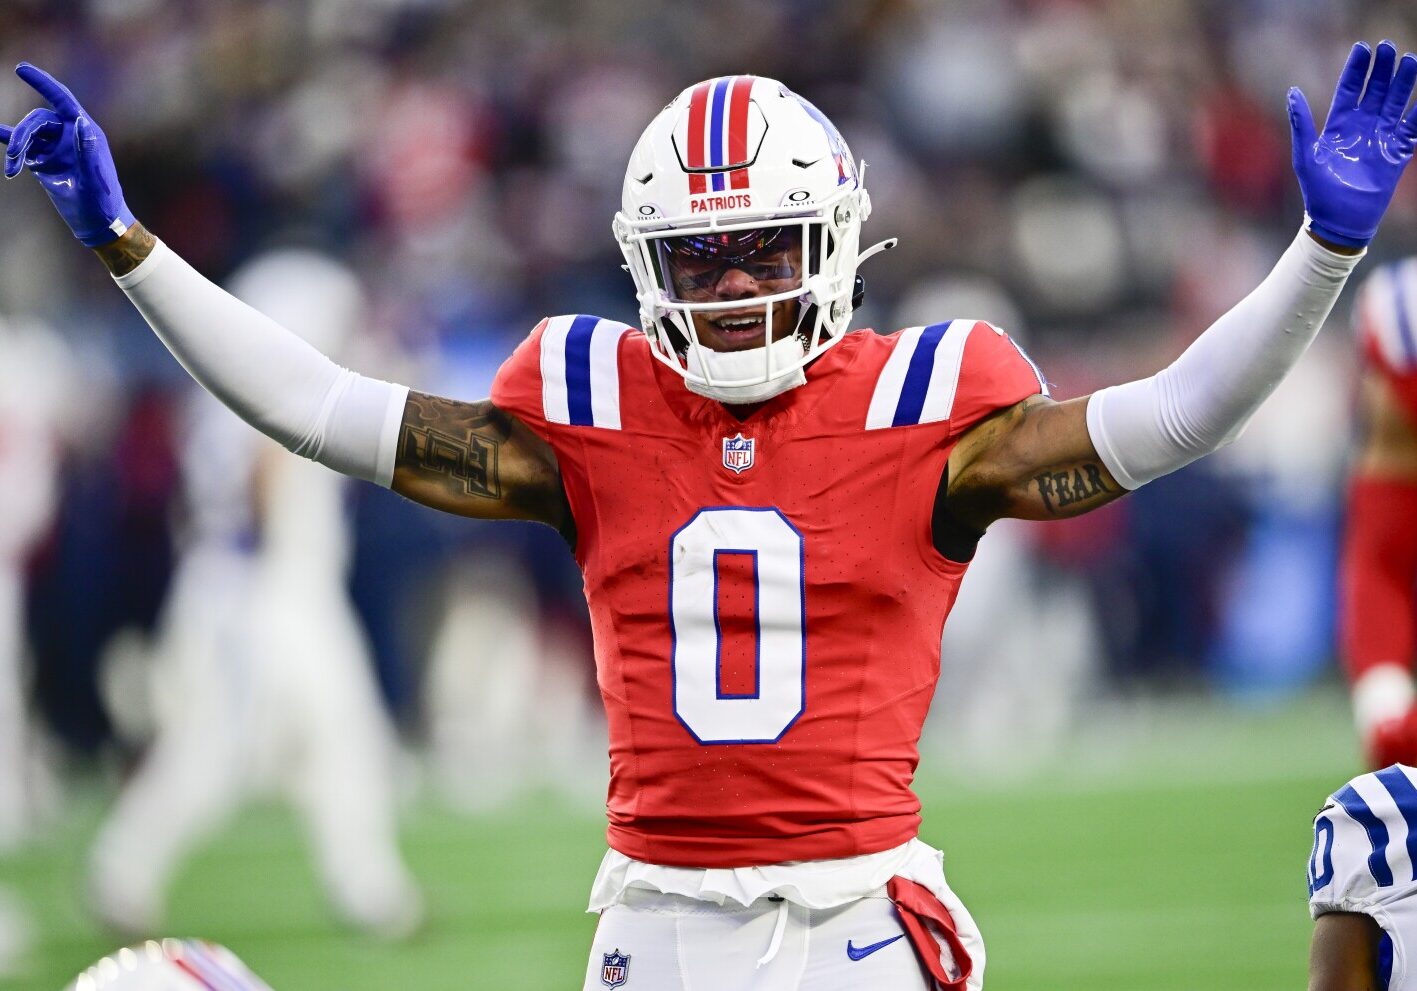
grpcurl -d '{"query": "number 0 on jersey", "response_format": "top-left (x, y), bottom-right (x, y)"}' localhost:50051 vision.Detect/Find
top-left (669, 508), bottom-right (806, 744)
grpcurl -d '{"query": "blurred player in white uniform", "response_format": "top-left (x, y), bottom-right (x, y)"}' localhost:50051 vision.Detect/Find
top-left (88, 251), bottom-right (421, 939)
top-left (1307, 764), bottom-right (1417, 990)
top-left (0, 312), bottom-right (72, 977)
top-left (0, 312), bottom-right (69, 849)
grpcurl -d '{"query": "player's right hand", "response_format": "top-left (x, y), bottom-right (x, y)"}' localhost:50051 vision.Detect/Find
top-left (1366, 705), bottom-right (1417, 770)
top-left (0, 63), bottom-right (135, 246)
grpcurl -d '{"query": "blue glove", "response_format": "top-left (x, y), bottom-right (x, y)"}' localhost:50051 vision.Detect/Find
top-left (0, 63), bottom-right (135, 247)
top-left (1289, 41), bottom-right (1417, 248)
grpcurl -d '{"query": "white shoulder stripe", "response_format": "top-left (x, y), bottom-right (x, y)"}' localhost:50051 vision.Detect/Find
top-left (917, 320), bottom-right (973, 425)
top-left (540, 315), bottom-right (573, 425)
top-left (539, 315), bottom-right (628, 429)
top-left (865, 321), bottom-right (969, 430)
top-left (1351, 769), bottom-right (1415, 888)
top-left (864, 325), bottom-right (926, 430)
top-left (588, 318), bottom-right (625, 430)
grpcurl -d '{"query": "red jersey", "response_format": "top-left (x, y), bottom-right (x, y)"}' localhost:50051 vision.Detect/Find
top-left (1355, 258), bottom-right (1417, 423)
top-left (491, 316), bottom-right (1047, 867)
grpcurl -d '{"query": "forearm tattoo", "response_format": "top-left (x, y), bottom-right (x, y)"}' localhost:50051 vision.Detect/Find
top-left (398, 394), bottom-right (507, 500)
top-left (1033, 462), bottom-right (1113, 515)
top-left (93, 222), bottom-right (157, 277)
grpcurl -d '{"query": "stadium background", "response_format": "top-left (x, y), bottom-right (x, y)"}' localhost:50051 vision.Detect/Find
top-left (1, 0), bottom-right (1415, 988)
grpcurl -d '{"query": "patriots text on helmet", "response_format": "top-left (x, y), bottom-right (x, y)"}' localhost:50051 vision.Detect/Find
top-left (689, 193), bottom-right (753, 214)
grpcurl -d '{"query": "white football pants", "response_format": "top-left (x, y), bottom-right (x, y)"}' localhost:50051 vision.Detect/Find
top-left (585, 887), bottom-right (979, 991)
top-left (89, 543), bottom-right (420, 937)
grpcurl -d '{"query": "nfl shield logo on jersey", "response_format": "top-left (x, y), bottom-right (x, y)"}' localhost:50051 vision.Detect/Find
top-left (722, 433), bottom-right (755, 474)
top-left (601, 949), bottom-right (630, 988)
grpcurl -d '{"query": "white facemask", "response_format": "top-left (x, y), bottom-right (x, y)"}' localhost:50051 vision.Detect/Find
top-left (683, 333), bottom-right (808, 404)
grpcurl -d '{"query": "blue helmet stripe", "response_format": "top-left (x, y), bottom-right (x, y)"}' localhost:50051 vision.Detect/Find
top-left (892, 322), bottom-right (951, 427)
top-left (1336, 783), bottom-right (1395, 887)
top-left (564, 314), bottom-right (599, 426)
top-left (709, 78), bottom-right (729, 191)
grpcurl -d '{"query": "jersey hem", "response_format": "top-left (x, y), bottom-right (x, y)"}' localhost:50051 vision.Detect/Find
top-left (605, 817), bottom-right (921, 869)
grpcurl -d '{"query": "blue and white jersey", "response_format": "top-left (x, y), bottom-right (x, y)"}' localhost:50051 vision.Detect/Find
top-left (1309, 765), bottom-right (1417, 989)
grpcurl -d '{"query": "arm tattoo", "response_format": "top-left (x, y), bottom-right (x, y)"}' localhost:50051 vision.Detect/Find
top-left (93, 222), bottom-right (157, 277)
top-left (1033, 462), bottom-right (1113, 515)
top-left (398, 394), bottom-right (508, 500)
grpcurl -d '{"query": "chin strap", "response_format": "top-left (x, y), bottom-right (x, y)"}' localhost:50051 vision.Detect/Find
top-left (684, 333), bottom-right (808, 403)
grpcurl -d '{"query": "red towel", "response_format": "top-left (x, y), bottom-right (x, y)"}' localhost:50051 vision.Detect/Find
top-left (886, 876), bottom-right (973, 990)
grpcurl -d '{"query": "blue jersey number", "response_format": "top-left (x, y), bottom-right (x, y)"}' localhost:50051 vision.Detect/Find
top-left (1309, 815), bottom-right (1335, 895)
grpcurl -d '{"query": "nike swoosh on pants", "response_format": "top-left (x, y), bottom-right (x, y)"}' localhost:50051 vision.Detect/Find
top-left (845, 934), bottom-right (905, 961)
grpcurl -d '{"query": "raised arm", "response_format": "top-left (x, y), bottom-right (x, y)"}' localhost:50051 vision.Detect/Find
top-left (3, 64), bottom-right (567, 529)
top-left (945, 41), bottom-right (1416, 531)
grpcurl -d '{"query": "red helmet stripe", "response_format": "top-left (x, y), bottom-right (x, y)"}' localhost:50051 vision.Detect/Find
top-left (686, 81), bottom-right (711, 194)
top-left (728, 76), bottom-right (754, 190)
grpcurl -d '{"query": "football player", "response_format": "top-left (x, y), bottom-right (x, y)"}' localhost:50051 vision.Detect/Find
top-left (4, 41), bottom-right (1415, 991)
top-left (1342, 258), bottom-right (1417, 773)
top-left (1307, 765), bottom-right (1417, 991)
top-left (87, 251), bottom-right (422, 940)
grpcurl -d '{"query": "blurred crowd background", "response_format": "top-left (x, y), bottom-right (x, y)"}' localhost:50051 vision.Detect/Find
top-left (1, 0), bottom-right (1416, 980)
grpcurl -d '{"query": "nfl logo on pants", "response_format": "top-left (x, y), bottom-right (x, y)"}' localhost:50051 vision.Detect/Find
top-left (722, 433), bottom-right (755, 474)
top-left (601, 949), bottom-right (630, 988)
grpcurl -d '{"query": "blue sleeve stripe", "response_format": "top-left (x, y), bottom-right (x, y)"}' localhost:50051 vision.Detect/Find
top-left (563, 314), bottom-right (599, 427)
top-left (1375, 765), bottom-right (1417, 881)
top-left (891, 321), bottom-right (951, 427)
top-left (1336, 783), bottom-right (1395, 887)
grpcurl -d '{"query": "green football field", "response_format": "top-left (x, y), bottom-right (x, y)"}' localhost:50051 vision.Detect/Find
top-left (1, 688), bottom-right (1361, 990)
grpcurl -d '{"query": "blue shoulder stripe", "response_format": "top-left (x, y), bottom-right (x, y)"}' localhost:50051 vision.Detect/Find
top-left (1335, 783), bottom-right (1394, 887)
top-left (563, 314), bottom-right (599, 427)
top-left (1375, 765), bottom-right (1417, 882)
top-left (865, 321), bottom-right (971, 430)
top-left (892, 321), bottom-right (952, 427)
top-left (539, 314), bottom-right (626, 429)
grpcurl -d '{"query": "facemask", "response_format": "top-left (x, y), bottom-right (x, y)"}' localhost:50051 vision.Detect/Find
top-left (683, 332), bottom-right (808, 404)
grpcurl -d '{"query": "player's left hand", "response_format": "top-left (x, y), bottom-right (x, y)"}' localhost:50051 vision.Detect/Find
top-left (1289, 40), bottom-right (1417, 249)
top-left (0, 62), bottom-right (135, 247)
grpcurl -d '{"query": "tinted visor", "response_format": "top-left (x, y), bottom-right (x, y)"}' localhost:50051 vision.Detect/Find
top-left (657, 226), bottom-right (802, 302)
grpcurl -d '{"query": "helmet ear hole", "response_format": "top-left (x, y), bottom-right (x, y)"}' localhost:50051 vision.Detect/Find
top-left (851, 275), bottom-right (866, 310)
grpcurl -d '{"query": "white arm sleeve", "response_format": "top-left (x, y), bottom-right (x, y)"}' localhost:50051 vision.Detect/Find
top-left (114, 239), bottom-right (409, 487)
top-left (1086, 230), bottom-right (1363, 490)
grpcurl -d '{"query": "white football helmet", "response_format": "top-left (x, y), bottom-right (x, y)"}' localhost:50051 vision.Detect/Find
top-left (67, 940), bottom-right (274, 991)
top-left (613, 76), bottom-right (895, 403)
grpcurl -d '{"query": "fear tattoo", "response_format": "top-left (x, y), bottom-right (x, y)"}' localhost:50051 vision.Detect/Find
top-left (1034, 462), bottom-right (1111, 514)
top-left (398, 395), bottom-right (505, 500)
